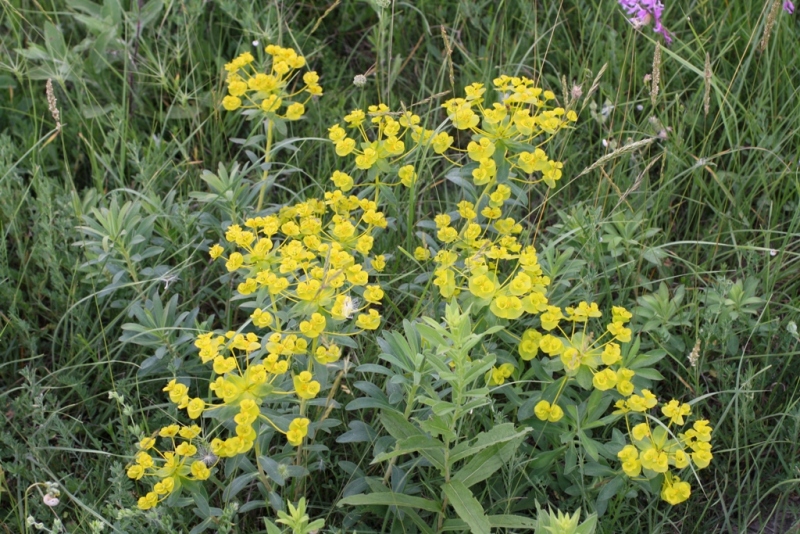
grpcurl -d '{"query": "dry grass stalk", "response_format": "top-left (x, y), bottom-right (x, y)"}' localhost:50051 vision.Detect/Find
top-left (759, 0), bottom-right (781, 52)
top-left (704, 52), bottom-right (712, 116)
top-left (651, 42), bottom-right (661, 107)
top-left (46, 79), bottom-right (61, 131)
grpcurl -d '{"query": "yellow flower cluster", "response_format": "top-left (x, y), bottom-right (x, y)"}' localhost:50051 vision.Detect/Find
top-left (419, 76), bottom-right (577, 189)
top-left (615, 397), bottom-right (714, 505)
top-left (522, 304), bottom-right (634, 423)
top-left (418, 196), bottom-right (551, 325)
top-left (125, 425), bottom-right (213, 510)
top-left (328, 105), bottom-right (422, 180)
top-left (221, 45), bottom-right (322, 120)
top-left (210, 191), bottom-right (386, 339)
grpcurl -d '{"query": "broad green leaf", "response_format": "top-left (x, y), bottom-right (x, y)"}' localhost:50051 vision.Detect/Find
top-left (380, 411), bottom-right (446, 471)
top-left (44, 22), bottom-right (67, 58)
top-left (449, 423), bottom-right (529, 463)
top-left (372, 435), bottom-right (446, 467)
top-left (452, 436), bottom-right (523, 488)
top-left (442, 480), bottom-right (490, 534)
top-left (337, 492), bottom-right (440, 512)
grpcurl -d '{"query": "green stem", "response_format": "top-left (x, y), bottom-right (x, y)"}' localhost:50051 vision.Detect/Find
top-left (256, 120), bottom-right (274, 212)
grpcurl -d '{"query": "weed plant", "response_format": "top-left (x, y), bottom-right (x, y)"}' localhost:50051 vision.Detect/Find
top-left (1, 0), bottom-right (799, 533)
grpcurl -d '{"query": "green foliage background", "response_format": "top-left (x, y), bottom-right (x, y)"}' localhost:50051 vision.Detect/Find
top-left (1, 0), bottom-right (799, 532)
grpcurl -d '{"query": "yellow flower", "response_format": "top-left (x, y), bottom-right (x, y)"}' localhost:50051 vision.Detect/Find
top-left (356, 309), bottom-right (381, 330)
top-left (251, 308), bottom-right (273, 328)
top-left (152, 476), bottom-right (174, 495)
top-left (518, 330), bottom-right (542, 360)
top-left (592, 368), bottom-right (618, 391)
top-left (607, 321), bottom-right (632, 342)
top-left (344, 109), bottom-right (366, 126)
top-left (364, 285), bottom-right (384, 304)
top-left (209, 244), bottom-right (224, 259)
top-left (335, 138), bottom-right (356, 157)
top-left (137, 492), bottom-right (159, 510)
top-left (179, 425), bottom-right (202, 439)
top-left (540, 306), bottom-right (564, 331)
top-left (490, 295), bottom-right (524, 319)
top-left (661, 476), bottom-right (691, 506)
top-left (467, 137), bottom-right (495, 161)
top-left (187, 398), bottom-right (205, 419)
top-left (601, 342), bottom-right (621, 365)
top-left (640, 446), bottom-right (669, 473)
top-left (431, 132), bottom-right (454, 154)
top-left (414, 247), bottom-right (431, 261)
top-left (612, 306), bottom-right (633, 323)
top-left (331, 170), bottom-right (354, 191)
top-left (534, 400), bottom-right (564, 422)
top-left (486, 363), bottom-right (515, 386)
top-left (213, 355), bottom-right (237, 375)
top-left (261, 95), bottom-right (282, 113)
top-left (328, 124), bottom-right (346, 142)
top-left (285, 102), bottom-right (305, 120)
top-left (222, 95), bottom-right (242, 111)
top-left (175, 442), bottom-right (198, 457)
top-left (539, 334), bottom-right (564, 356)
top-left (399, 165), bottom-right (417, 187)
top-left (631, 422), bottom-right (650, 441)
top-left (315, 344), bottom-right (342, 364)
top-left (225, 252), bottom-right (244, 272)
top-left (158, 425), bottom-right (180, 438)
top-left (662, 400), bottom-right (692, 426)
top-left (293, 371), bottom-right (321, 400)
top-left (191, 461), bottom-right (211, 480)
top-left (372, 255), bottom-right (386, 272)
top-left (126, 465), bottom-right (144, 480)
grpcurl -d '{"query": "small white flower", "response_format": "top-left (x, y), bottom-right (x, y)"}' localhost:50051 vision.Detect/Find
top-left (353, 74), bottom-right (367, 87)
top-left (342, 296), bottom-right (360, 319)
top-left (252, 40), bottom-right (260, 47)
top-left (43, 494), bottom-right (59, 507)
top-left (770, 249), bottom-right (778, 256)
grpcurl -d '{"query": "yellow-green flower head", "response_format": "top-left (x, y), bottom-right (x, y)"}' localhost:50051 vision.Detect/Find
top-left (660, 474), bottom-right (691, 505)
top-left (486, 363), bottom-right (515, 386)
top-left (539, 334), bottom-right (563, 356)
top-left (607, 321), bottom-right (632, 343)
top-left (518, 329), bottom-right (542, 360)
top-left (398, 165), bottom-right (417, 187)
top-left (431, 132), bottom-right (454, 154)
top-left (293, 371), bottom-right (320, 400)
top-left (467, 137), bottom-right (496, 162)
top-left (592, 368), bottom-right (618, 391)
top-left (662, 399), bottom-right (692, 425)
top-left (534, 400), bottom-right (564, 422)
top-left (540, 306), bottom-right (564, 331)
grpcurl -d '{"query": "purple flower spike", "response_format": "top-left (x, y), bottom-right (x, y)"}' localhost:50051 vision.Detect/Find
top-left (784, 0), bottom-right (795, 14)
top-left (619, 0), bottom-right (673, 44)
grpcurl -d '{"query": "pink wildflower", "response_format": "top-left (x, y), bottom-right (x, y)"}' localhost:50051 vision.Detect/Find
top-left (619, 0), bottom-right (673, 44)
top-left (784, 1), bottom-right (795, 14)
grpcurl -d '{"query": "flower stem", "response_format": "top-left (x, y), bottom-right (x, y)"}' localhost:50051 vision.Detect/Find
top-left (256, 119), bottom-right (274, 212)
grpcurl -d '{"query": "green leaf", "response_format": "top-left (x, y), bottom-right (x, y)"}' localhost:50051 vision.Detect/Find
top-left (442, 480), bottom-right (490, 534)
top-left (337, 492), bottom-right (440, 512)
top-left (488, 514), bottom-right (538, 529)
top-left (379, 410), bottom-right (446, 471)
top-left (372, 435), bottom-right (446, 466)
top-left (44, 22), bottom-right (67, 58)
top-left (452, 435), bottom-right (524, 488)
top-left (449, 423), bottom-right (529, 463)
